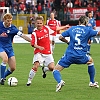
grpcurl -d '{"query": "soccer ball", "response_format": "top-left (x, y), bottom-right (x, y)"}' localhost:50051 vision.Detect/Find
top-left (8, 77), bottom-right (18, 86)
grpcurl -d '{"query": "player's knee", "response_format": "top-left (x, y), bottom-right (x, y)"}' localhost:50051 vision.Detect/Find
top-left (10, 67), bottom-right (16, 72)
top-left (52, 41), bottom-right (55, 45)
top-left (2, 57), bottom-right (8, 63)
top-left (87, 58), bottom-right (93, 65)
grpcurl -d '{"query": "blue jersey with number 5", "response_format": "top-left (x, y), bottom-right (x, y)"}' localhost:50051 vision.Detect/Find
top-left (61, 25), bottom-right (98, 57)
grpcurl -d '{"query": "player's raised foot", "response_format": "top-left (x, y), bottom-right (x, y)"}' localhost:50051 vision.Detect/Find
top-left (56, 80), bottom-right (65, 92)
top-left (26, 81), bottom-right (31, 86)
top-left (89, 82), bottom-right (99, 88)
top-left (42, 67), bottom-right (46, 78)
top-left (0, 78), bottom-right (5, 85)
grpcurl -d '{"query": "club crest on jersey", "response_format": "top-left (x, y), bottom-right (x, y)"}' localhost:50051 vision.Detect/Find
top-left (38, 34), bottom-right (49, 40)
top-left (7, 30), bottom-right (10, 33)
top-left (44, 29), bottom-right (47, 33)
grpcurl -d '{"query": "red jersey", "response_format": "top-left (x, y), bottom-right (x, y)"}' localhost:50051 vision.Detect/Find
top-left (47, 19), bottom-right (61, 36)
top-left (31, 25), bottom-right (55, 54)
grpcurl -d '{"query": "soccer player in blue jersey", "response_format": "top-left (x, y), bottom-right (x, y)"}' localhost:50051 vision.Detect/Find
top-left (0, 13), bottom-right (31, 85)
top-left (87, 11), bottom-right (96, 54)
top-left (53, 15), bottom-right (100, 92)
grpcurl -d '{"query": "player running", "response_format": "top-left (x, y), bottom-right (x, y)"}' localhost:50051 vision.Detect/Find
top-left (47, 12), bottom-right (61, 53)
top-left (26, 16), bottom-right (69, 86)
top-left (0, 13), bottom-right (31, 85)
top-left (87, 11), bottom-right (96, 55)
top-left (53, 15), bottom-right (99, 92)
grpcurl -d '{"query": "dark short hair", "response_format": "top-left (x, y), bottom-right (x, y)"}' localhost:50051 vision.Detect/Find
top-left (88, 11), bottom-right (92, 14)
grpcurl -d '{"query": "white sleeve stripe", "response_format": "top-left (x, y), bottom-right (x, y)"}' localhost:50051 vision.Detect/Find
top-left (32, 32), bottom-right (37, 44)
top-left (45, 25), bottom-right (54, 35)
top-left (46, 20), bottom-right (49, 25)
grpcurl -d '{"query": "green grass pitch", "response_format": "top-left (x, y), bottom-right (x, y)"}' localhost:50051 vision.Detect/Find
top-left (0, 43), bottom-right (100, 100)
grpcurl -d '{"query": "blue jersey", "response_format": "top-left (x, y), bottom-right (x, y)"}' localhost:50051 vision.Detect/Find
top-left (0, 21), bottom-right (19, 48)
top-left (57, 25), bottom-right (98, 68)
top-left (61, 25), bottom-right (98, 57)
top-left (87, 18), bottom-right (96, 29)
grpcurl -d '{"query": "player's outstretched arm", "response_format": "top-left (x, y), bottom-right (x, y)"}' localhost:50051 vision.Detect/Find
top-left (31, 44), bottom-right (45, 50)
top-left (59, 35), bottom-right (69, 44)
top-left (56, 25), bottom-right (70, 31)
top-left (21, 34), bottom-right (31, 42)
top-left (17, 31), bottom-right (31, 42)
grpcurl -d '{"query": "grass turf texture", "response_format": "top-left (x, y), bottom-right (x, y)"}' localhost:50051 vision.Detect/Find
top-left (0, 43), bottom-right (100, 100)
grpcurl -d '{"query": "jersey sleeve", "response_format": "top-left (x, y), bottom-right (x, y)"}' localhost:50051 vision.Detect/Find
top-left (57, 20), bottom-right (61, 26)
top-left (31, 32), bottom-right (37, 47)
top-left (45, 25), bottom-right (55, 35)
top-left (93, 20), bottom-right (96, 28)
top-left (89, 29), bottom-right (98, 37)
top-left (46, 20), bottom-right (49, 25)
top-left (8, 25), bottom-right (19, 35)
top-left (61, 28), bottom-right (70, 37)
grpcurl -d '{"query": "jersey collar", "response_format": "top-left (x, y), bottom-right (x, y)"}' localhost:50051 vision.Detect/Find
top-left (3, 22), bottom-right (11, 28)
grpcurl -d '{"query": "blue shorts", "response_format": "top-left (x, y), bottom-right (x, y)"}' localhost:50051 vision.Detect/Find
top-left (58, 53), bottom-right (90, 68)
top-left (0, 47), bottom-right (14, 58)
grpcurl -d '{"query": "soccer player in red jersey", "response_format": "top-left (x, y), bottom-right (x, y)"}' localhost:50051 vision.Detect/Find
top-left (26, 16), bottom-right (69, 86)
top-left (47, 12), bottom-right (61, 53)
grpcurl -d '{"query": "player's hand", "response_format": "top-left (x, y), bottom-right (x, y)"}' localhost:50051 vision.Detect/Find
top-left (88, 23), bottom-right (92, 26)
top-left (0, 32), bottom-right (8, 37)
top-left (65, 24), bottom-right (70, 28)
top-left (38, 46), bottom-right (45, 51)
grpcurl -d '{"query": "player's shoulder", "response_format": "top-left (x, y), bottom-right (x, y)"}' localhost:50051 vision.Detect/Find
top-left (47, 19), bottom-right (51, 22)
top-left (33, 27), bottom-right (37, 31)
top-left (10, 24), bottom-right (17, 30)
top-left (32, 28), bottom-right (36, 35)
top-left (44, 25), bottom-right (49, 28)
top-left (92, 17), bottom-right (95, 20)
top-left (32, 27), bottom-right (38, 33)
top-left (90, 18), bottom-right (95, 22)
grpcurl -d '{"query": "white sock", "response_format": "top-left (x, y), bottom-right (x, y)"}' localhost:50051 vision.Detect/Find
top-left (44, 67), bottom-right (50, 72)
top-left (50, 44), bottom-right (53, 53)
top-left (52, 45), bottom-right (55, 52)
top-left (28, 69), bottom-right (36, 82)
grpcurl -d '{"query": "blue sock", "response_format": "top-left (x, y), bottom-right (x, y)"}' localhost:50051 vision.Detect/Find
top-left (53, 70), bottom-right (62, 83)
top-left (87, 44), bottom-right (91, 53)
top-left (88, 64), bottom-right (95, 83)
top-left (4, 68), bottom-right (12, 78)
top-left (0, 63), bottom-right (6, 79)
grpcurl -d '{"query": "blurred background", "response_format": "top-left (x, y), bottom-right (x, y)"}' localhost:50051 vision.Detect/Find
top-left (0, 0), bottom-right (100, 34)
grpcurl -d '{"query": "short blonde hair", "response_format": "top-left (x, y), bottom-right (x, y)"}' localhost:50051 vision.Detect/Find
top-left (35, 16), bottom-right (44, 21)
top-left (3, 13), bottom-right (13, 20)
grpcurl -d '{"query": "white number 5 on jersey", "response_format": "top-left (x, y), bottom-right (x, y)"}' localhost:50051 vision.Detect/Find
top-left (75, 34), bottom-right (81, 46)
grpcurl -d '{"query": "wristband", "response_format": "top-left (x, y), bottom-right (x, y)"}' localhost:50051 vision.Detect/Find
top-left (17, 31), bottom-right (23, 36)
